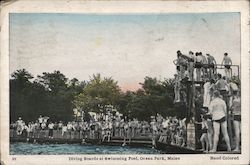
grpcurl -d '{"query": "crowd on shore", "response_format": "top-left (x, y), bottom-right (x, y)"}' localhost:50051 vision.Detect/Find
top-left (174, 50), bottom-right (241, 153)
top-left (10, 113), bottom-right (187, 148)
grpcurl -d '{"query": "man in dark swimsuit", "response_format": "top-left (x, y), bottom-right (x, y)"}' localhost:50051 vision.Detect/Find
top-left (221, 53), bottom-right (232, 79)
top-left (206, 54), bottom-right (217, 79)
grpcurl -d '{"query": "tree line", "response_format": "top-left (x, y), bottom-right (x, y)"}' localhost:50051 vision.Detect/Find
top-left (10, 69), bottom-right (186, 122)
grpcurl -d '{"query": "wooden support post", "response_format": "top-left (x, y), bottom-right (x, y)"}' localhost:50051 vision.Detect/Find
top-left (186, 68), bottom-right (199, 150)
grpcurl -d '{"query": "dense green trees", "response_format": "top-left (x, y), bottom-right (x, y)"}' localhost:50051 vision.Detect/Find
top-left (10, 69), bottom-right (183, 122)
top-left (117, 77), bottom-right (176, 121)
top-left (10, 69), bottom-right (85, 122)
top-left (73, 73), bottom-right (121, 113)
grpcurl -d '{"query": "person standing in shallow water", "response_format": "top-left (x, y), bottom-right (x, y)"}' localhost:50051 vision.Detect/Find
top-left (208, 90), bottom-right (231, 152)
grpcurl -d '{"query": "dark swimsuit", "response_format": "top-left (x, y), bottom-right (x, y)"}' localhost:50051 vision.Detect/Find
top-left (234, 115), bottom-right (241, 121)
top-left (224, 65), bottom-right (231, 69)
top-left (195, 62), bottom-right (202, 68)
top-left (176, 66), bottom-right (180, 71)
top-left (208, 64), bottom-right (215, 68)
top-left (188, 59), bottom-right (194, 62)
top-left (213, 116), bottom-right (226, 123)
top-left (201, 128), bottom-right (208, 134)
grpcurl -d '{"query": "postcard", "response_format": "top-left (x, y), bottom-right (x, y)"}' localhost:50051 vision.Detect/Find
top-left (0, 0), bottom-right (249, 164)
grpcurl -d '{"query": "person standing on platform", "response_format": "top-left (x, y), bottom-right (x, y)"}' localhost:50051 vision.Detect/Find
top-left (206, 112), bottom-right (214, 151)
top-left (174, 50), bottom-right (187, 79)
top-left (62, 123), bottom-right (67, 137)
top-left (215, 74), bottom-right (229, 98)
top-left (203, 78), bottom-right (211, 108)
top-left (38, 115), bottom-right (43, 128)
top-left (40, 121), bottom-right (47, 138)
top-left (230, 92), bottom-right (241, 151)
top-left (48, 122), bottom-right (54, 139)
top-left (228, 79), bottom-right (239, 107)
top-left (221, 53), bottom-right (232, 79)
top-left (229, 79), bottom-right (239, 96)
top-left (187, 51), bottom-right (196, 81)
top-left (150, 118), bottom-right (158, 148)
top-left (195, 52), bottom-right (203, 81)
top-left (16, 117), bottom-right (24, 135)
top-left (200, 52), bottom-right (208, 80)
top-left (174, 51), bottom-right (181, 77)
top-left (195, 115), bottom-right (209, 152)
top-left (208, 90), bottom-right (231, 152)
top-left (58, 121), bottom-right (63, 133)
top-left (206, 54), bottom-right (217, 79)
top-left (67, 122), bottom-right (73, 139)
top-left (122, 121), bottom-right (131, 146)
top-left (174, 74), bottom-right (181, 103)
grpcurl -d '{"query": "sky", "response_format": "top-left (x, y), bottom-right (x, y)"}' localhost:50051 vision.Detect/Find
top-left (10, 13), bottom-right (240, 91)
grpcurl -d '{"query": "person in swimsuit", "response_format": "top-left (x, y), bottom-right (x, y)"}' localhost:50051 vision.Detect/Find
top-left (230, 91), bottom-right (241, 151)
top-left (195, 115), bottom-right (209, 152)
top-left (195, 52), bottom-right (203, 81)
top-left (175, 51), bottom-right (188, 78)
top-left (173, 51), bottom-right (181, 77)
top-left (208, 90), bottom-right (231, 152)
top-left (150, 118), bottom-right (158, 148)
top-left (187, 51), bottom-right (196, 81)
top-left (174, 74), bottom-right (181, 103)
top-left (200, 52), bottom-right (208, 80)
top-left (16, 117), bottom-right (24, 135)
top-left (38, 115), bottom-right (43, 128)
top-left (203, 78), bottom-right (212, 108)
top-left (221, 53), bottom-right (232, 79)
top-left (215, 74), bottom-right (229, 98)
top-left (206, 54), bottom-right (217, 79)
top-left (122, 121), bottom-right (131, 146)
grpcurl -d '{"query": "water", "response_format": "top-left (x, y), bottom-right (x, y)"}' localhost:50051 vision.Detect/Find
top-left (10, 143), bottom-right (161, 155)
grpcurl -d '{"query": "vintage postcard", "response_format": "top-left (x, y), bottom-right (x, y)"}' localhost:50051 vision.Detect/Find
top-left (0, 0), bottom-right (249, 165)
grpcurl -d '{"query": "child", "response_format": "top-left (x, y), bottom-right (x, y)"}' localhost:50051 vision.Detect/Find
top-left (195, 115), bottom-right (209, 152)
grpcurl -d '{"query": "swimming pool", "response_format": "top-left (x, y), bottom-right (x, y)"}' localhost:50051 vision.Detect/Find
top-left (10, 142), bottom-right (161, 155)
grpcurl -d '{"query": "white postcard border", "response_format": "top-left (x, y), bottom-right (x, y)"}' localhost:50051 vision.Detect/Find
top-left (1, 1), bottom-right (249, 165)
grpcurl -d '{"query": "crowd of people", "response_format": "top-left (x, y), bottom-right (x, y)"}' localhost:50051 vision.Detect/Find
top-left (174, 51), bottom-right (233, 82)
top-left (173, 51), bottom-right (237, 103)
top-left (10, 51), bottom-right (241, 153)
top-left (10, 113), bottom-right (188, 148)
top-left (173, 50), bottom-right (241, 152)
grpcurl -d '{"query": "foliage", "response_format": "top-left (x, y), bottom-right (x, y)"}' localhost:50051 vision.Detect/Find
top-left (10, 69), bottom-right (85, 122)
top-left (10, 69), bottom-right (184, 123)
top-left (73, 73), bottom-right (121, 113)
